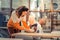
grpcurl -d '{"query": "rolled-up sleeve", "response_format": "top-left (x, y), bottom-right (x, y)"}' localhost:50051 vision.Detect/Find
top-left (11, 11), bottom-right (25, 30)
top-left (11, 11), bottom-right (20, 23)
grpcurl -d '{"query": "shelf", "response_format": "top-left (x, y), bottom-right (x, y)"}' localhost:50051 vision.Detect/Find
top-left (52, 20), bottom-right (60, 22)
top-left (30, 10), bottom-right (60, 12)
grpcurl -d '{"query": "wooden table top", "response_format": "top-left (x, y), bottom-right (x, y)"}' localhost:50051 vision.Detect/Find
top-left (12, 31), bottom-right (60, 38)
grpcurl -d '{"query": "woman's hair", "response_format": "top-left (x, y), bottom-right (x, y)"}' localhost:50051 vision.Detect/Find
top-left (16, 6), bottom-right (29, 16)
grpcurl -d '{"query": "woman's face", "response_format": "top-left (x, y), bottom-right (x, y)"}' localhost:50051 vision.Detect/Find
top-left (21, 11), bottom-right (29, 17)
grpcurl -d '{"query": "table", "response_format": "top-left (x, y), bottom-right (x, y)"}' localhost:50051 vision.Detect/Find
top-left (12, 32), bottom-right (60, 38)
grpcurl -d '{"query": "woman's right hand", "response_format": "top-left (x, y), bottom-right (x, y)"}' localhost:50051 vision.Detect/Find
top-left (24, 28), bottom-right (35, 33)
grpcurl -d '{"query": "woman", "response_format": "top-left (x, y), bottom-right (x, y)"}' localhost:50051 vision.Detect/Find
top-left (7, 6), bottom-right (34, 34)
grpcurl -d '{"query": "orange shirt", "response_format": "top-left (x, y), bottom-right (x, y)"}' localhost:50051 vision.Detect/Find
top-left (7, 10), bottom-right (30, 30)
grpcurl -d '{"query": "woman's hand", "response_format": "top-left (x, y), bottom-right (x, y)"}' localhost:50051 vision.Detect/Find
top-left (24, 28), bottom-right (35, 33)
top-left (29, 29), bottom-right (35, 33)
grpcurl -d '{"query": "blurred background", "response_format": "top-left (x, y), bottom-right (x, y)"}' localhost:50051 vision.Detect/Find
top-left (0, 0), bottom-right (60, 40)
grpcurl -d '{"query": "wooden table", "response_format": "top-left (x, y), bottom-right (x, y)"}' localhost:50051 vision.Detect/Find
top-left (11, 31), bottom-right (60, 38)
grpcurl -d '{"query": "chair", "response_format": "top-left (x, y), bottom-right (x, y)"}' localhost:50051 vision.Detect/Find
top-left (7, 27), bottom-right (21, 38)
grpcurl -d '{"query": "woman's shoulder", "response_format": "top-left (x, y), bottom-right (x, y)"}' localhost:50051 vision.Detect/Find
top-left (11, 10), bottom-right (16, 15)
top-left (11, 10), bottom-right (17, 17)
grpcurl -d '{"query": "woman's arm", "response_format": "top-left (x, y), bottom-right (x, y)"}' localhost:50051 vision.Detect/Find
top-left (13, 22), bottom-right (25, 30)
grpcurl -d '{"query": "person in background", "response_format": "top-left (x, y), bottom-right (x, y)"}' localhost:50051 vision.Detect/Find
top-left (7, 6), bottom-right (34, 34)
top-left (39, 16), bottom-right (47, 25)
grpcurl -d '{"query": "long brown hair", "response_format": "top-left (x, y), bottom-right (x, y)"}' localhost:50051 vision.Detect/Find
top-left (16, 6), bottom-right (29, 16)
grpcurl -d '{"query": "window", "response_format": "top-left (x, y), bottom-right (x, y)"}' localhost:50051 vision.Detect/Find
top-left (1, 0), bottom-right (10, 8)
top-left (30, 0), bottom-right (52, 32)
top-left (12, 0), bottom-right (29, 9)
top-left (0, 0), bottom-right (1, 11)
